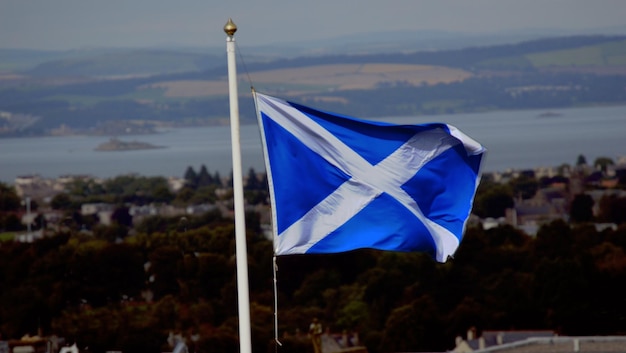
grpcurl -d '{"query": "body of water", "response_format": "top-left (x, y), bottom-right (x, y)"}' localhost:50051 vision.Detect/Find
top-left (1, 105), bottom-right (626, 183)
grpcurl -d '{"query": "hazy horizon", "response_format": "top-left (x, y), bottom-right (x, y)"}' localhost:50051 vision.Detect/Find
top-left (2, 0), bottom-right (626, 51)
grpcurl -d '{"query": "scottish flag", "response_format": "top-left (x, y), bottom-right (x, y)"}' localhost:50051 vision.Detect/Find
top-left (255, 93), bottom-right (485, 262)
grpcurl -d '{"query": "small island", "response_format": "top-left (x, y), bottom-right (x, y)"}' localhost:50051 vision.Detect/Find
top-left (95, 137), bottom-right (166, 151)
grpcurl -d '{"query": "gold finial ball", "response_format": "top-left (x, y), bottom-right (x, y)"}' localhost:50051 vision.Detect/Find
top-left (224, 18), bottom-right (237, 36)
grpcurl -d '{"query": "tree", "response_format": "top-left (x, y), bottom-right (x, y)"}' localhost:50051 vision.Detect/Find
top-left (173, 186), bottom-right (195, 206)
top-left (225, 171), bottom-right (234, 188)
top-left (245, 168), bottom-right (261, 190)
top-left (183, 166), bottom-right (198, 189)
top-left (189, 186), bottom-right (217, 204)
top-left (52, 307), bottom-right (162, 353)
top-left (534, 220), bottom-right (574, 259)
top-left (94, 223), bottom-right (128, 242)
top-left (598, 195), bottom-right (626, 224)
top-left (152, 184), bottom-right (174, 203)
top-left (473, 183), bottom-right (514, 218)
top-left (380, 296), bottom-right (444, 352)
top-left (213, 171), bottom-right (223, 186)
top-left (66, 178), bottom-right (106, 199)
top-left (0, 183), bottom-right (21, 211)
top-left (112, 206), bottom-right (133, 228)
top-left (532, 257), bottom-right (591, 334)
top-left (293, 269), bottom-right (342, 307)
top-left (594, 157), bottom-right (614, 173)
top-left (1, 213), bottom-right (23, 231)
top-left (509, 174), bottom-right (539, 200)
top-left (556, 163), bottom-right (571, 176)
top-left (569, 193), bottom-right (594, 223)
top-left (135, 215), bottom-right (171, 235)
top-left (194, 253), bottom-right (232, 299)
top-left (197, 165), bottom-right (214, 187)
top-left (101, 175), bottom-right (173, 205)
top-left (576, 154), bottom-right (587, 166)
top-left (336, 298), bottom-right (370, 331)
top-left (0, 283), bottom-right (48, 338)
top-left (149, 246), bottom-right (183, 299)
top-left (50, 192), bottom-right (73, 210)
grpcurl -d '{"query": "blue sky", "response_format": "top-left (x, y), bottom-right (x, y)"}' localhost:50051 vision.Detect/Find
top-left (1, 0), bottom-right (626, 50)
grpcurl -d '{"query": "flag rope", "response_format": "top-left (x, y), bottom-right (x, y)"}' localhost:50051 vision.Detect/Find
top-left (235, 40), bottom-right (255, 92)
top-left (273, 256), bottom-right (282, 349)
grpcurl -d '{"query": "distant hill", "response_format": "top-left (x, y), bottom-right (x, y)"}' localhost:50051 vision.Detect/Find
top-left (25, 50), bottom-right (221, 78)
top-left (242, 35), bottom-right (626, 72)
top-left (2, 28), bottom-right (623, 76)
top-left (1, 34), bottom-right (626, 136)
top-left (0, 30), bottom-right (550, 73)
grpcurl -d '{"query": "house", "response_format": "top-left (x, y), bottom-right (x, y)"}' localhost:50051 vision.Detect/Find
top-left (505, 186), bottom-right (569, 236)
top-left (451, 328), bottom-right (626, 352)
top-left (322, 331), bottom-right (368, 353)
top-left (80, 203), bottom-right (114, 225)
top-left (2, 335), bottom-right (63, 353)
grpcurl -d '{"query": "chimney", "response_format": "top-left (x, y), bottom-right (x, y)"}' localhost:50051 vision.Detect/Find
top-left (497, 332), bottom-right (504, 345)
top-left (467, 327), bottom-right (476, 340)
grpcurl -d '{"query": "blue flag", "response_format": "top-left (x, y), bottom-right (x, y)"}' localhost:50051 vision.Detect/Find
top-left (255, 93), bottom-right (485, 262)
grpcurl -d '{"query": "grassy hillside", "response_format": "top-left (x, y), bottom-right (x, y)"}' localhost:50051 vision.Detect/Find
top-left (25, 50), bottom-right (223, 77)
top-left (474, 38), bottom-right (626, 71)
top-left (143, 64), bottom-right (474, 98)
top-left (527, 39), bottom-right (626, 67)
top-left (0, 49), bottom-right (75, 71)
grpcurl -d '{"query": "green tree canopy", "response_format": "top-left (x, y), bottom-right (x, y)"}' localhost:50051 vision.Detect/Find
top-left (473, 181), bottom-right (514, 218)
top-left (509, 174), bottom-right (539, 200)
top-left (50, 192), bottom-right (74, 210)
top-left (184, 166), bottom-right (198, 189)
top-left (244, 168), bottom-right (261, 190)
top-left (598, 195), bottom-right (626, 224)
top-left (0, 183), bottom-right (21, 211)
top-left (570, 193), bottom-right (594, 223)
top-left (594, 156), bottom-right (614, 173)
top-left (197, 165), bottom-right (214, 187)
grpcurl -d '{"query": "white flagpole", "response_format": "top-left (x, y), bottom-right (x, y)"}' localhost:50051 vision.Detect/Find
top-left (224, 18), bottom-right (252, 353)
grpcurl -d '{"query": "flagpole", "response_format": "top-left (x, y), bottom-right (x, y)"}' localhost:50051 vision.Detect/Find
top-left (224, 18), bottom-right (252, 353)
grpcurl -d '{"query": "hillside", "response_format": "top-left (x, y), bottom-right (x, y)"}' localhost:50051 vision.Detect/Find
top-left (1, 35), bottom-right (626, 136)
top-left (25, 50), bottom-right (220, 78)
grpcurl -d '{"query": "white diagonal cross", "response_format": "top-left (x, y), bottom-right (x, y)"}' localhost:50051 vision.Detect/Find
top-left (258, 95), bottom-right (461, 262)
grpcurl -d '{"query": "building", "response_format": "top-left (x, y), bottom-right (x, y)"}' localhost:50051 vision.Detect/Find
top-left (451, 329), bottom-right (626, 353)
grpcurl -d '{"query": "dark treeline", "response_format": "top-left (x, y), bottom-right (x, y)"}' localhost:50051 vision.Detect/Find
top-left (1, 163), bottom-right (626, 352)
top-left (1, 214), bottom-right (626, 353)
